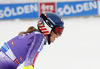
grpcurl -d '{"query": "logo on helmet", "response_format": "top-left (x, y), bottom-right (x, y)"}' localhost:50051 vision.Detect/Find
top-left (61, 19), bottom-right (64, 22)
top-left (46, 20), bottom-right (53, 28)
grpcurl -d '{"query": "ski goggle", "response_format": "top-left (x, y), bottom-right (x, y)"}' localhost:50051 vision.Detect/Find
top-left (53, 26), bottom-right (64, 36)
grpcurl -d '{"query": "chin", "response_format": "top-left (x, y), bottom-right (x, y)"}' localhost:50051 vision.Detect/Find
top-left (52, 41), bottom-right (54, 43)
top-left (51, 40), bottom-right (54, 43)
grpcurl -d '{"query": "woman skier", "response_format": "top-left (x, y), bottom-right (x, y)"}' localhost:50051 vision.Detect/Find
top-left (0, 12), bottom-right (64, 69)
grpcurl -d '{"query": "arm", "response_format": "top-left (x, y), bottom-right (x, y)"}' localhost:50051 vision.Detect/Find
top-left (23, 33), bottom-right (44, 69)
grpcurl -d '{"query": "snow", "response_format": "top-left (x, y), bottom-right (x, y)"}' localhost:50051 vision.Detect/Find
top-left (0, 16), bottom-right (100, 69)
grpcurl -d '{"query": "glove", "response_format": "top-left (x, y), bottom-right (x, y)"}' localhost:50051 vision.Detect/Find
top-left (23, 65), bottom-right (33, 69)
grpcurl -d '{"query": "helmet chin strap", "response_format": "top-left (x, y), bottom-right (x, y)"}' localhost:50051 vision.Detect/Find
top-left (48, 34), bottom-right (51, 45)
top-left (47, 30), bottom-right (53, 45)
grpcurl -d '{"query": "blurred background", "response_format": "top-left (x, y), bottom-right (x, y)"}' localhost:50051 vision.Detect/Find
top-left (0, 0), bottom-right (100, 69)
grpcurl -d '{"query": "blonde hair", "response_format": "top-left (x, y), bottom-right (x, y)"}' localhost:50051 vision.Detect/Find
top-left (18, 26), bottom-right (39, 35)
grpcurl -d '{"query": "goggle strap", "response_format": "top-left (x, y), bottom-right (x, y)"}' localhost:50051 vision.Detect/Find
top-left (40, 13), bottom-right (54, 28)
top-left (40, 13), bottom-right (47, 22)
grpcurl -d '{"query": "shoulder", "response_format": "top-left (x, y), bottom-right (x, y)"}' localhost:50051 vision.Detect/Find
top-left (34, 31), bottom-right (42, 35)
top-left (31, 31), bottom-right (44, 38)
top-left (28, 31), bottom-right (44, 42)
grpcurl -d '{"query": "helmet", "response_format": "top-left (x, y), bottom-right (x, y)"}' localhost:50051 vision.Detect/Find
top-left (38, 12), bottom-right (64, 36)
top-left (38, 12), bottom-right (64, 44)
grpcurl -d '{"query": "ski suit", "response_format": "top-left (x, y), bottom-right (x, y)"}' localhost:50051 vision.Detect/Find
top-left (0, 31), bottom-right (46, 69)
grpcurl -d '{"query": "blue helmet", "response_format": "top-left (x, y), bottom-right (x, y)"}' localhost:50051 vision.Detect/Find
top-left (38, 12), bottom-right (64, 36)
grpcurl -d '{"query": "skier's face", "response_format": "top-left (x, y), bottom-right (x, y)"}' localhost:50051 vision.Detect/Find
top-left (50, 31), bottom-right (58, 43)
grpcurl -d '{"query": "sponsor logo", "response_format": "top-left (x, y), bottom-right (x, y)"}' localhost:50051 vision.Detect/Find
top-left (11, 41), bottom-right (15, 46)
top-left (1, 43), bottom-right (17, 61)
top-left (57, 1), bottom-right (98, 17)
top-left (19, 56), bottom-right (23, 61)
top-left (1, 43), bottom-right (9, 52)
top-left (61, 18), bottom-right (64, 22)
top-left (98, 1), bottom-right (100, 15)
top-left (40, 2), bottom-right (56, 14)
top-left (0, 3), bottom-right (39, 19)
top-left (14, 58), bottom-right (20, 65)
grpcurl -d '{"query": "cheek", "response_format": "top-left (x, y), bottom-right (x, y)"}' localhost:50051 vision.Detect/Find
top-left (50, 36), bottom-right (55, 42)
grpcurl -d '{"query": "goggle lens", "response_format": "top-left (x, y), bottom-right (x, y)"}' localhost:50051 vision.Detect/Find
top-left (53, 26), bottom-right (64, 36)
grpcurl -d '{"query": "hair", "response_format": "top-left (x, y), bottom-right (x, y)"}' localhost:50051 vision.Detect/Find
top-left (18, 26), bottom-right (39, 35)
